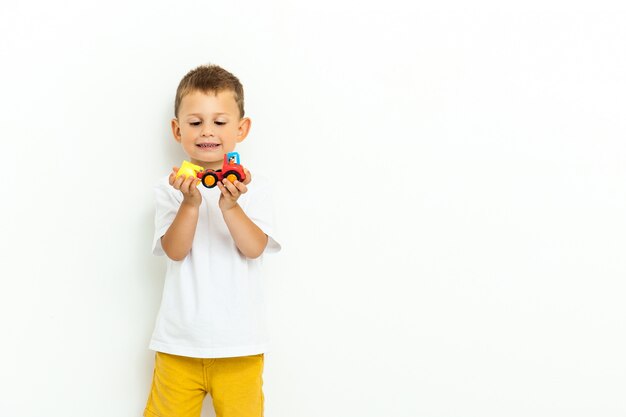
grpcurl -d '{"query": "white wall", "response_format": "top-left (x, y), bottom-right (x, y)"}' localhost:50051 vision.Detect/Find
top-left (1, 1), bottom-right (625, 416)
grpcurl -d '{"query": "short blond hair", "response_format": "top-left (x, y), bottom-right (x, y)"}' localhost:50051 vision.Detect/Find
top-left (174, 64), bottom-right (245, 118)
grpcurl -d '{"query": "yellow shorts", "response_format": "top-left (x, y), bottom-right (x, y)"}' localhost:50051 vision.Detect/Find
top-left (144, 351), bottom-right (264, 417)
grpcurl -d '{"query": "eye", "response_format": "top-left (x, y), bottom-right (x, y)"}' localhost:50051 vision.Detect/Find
top-left (215, 121), bottom-right (226, 126)
top-left (189, 121), bottom-right (201, 126)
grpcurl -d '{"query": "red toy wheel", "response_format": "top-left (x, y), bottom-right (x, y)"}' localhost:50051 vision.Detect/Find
top-left (201, 172), bottom-right (219, 188)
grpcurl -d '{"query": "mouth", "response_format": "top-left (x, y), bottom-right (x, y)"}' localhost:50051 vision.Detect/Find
top-left (196, 142), bottom-right (221, 150)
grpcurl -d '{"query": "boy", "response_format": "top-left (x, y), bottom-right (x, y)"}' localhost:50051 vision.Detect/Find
top-left (144, 65), bottom-right (281, 417)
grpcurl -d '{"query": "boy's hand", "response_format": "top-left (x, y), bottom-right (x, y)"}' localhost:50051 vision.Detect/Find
top-left (217, 168), bottom-right (251, 212)
top-left (169, 167), bottom-right (202, 208)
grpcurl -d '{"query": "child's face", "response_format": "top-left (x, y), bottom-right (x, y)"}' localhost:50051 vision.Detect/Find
top-left (172, 89), bottom-right (250, 170)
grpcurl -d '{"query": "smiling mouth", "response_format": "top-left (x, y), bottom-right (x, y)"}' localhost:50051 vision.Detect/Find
top-left (197, 143), bottom-right (221, 150)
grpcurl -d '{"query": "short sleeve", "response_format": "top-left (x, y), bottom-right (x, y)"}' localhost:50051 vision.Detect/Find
top-left (245, 176), bottom-right (282, 254)
top-left (152, 177), bottom-right (183, 256)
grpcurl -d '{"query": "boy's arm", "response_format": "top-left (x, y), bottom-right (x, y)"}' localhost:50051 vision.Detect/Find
top-left (217, 170), bottom-right (268, 259)
top-left (161, 169), bottom-right (202, 261)
top-left (222, 204), bottom-right (269, 259)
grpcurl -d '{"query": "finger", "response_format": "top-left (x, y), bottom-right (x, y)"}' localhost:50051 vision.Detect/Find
top-left (233, 180), bottom-right (247, 194)
top-left (180, 176), bottom-right (190, 194)
top-left (182, 175), bottom-right (197, 194)
top-left (220, 180), bottom-right (238, 198)
top-left (179, 176), bottom-right (190, 194)
top-left (223, 178), bottom-right (239, 196)
top-left (191, 175), bottom-right (201, 189)
top-left (243, 168), bottom-right (252, 185)
top-left (216, 181), bottom-right (231, 197)
top-left (172, 174), bottom-right (186, 190)
top-left (170, 167), bottom-right (180, 182)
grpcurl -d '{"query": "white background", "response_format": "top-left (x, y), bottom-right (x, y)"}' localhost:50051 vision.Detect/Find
top-left (1, 0), bottom-right (625, 416)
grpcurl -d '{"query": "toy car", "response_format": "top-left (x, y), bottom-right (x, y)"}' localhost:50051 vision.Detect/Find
top-left (197, 152), bottom-right (246, 188)
top-left (175, 152), bottom-right (247, 189)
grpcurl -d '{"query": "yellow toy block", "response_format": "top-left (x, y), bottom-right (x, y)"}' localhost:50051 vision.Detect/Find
top-left (176, 160), bottom-right (204, 185)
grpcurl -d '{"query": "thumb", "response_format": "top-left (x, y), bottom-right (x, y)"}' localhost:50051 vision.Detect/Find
top-left (243, 168), bottom-right (252, 185)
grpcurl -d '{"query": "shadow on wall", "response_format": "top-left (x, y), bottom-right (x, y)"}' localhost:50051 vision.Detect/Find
top-left (137, 203), bottom-right (168, 412)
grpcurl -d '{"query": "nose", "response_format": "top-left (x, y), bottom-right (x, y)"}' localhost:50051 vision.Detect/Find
top-left (201, 124), bottom-right (214, 137)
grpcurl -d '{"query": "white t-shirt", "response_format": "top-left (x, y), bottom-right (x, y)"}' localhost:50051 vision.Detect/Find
top-left (149, 172), bottom-right (281, 358)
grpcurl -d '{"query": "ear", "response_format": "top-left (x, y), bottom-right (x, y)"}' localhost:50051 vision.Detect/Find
top-left (171, 118), bottom-right (182, 143)
top-left (236, 117), bottom-right (251, 143)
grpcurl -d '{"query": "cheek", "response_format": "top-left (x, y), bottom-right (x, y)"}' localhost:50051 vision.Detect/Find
top-left (180, 128), bottom-right (198, 140)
